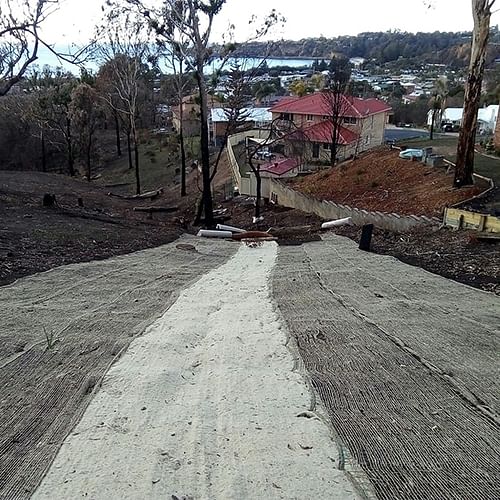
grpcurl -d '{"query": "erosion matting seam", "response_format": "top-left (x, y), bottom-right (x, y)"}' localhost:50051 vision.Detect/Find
top-left (272, 245), bottom-right (500, 500)
top-left (0, 238), bottom-right (237, 500)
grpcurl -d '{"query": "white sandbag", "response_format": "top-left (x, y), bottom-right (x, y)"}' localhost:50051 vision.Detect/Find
top-left (321, 217), bottom-right (353, 229)
top-left (216, 224), bottom-right (246, 233)
top-left (197, 230), bottom-right (233, 239)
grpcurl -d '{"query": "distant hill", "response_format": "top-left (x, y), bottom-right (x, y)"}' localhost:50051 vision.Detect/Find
top-left (232, 30), bottom-right (500, 68)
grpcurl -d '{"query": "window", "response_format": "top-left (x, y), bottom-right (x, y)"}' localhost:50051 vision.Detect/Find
top-left (343, 116), bottom-right (356, 124)
top-left (306, 114), bottom-right (314, 121)
top-left (323, 143), bottom-right (331, 150)
top-left (280, 113), bottom-right (294, 121)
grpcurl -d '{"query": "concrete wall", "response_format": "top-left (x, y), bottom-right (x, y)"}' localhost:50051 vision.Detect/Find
top-left (269, 179), bottom-right (439, 232)
top-left (227, 129), bottom-right (273, 194)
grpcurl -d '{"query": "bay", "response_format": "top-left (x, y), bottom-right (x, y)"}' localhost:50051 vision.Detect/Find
top-left (31, 45), bottom-right (314, 75)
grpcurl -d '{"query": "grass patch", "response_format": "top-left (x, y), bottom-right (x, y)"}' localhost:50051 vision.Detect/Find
top-left (98, 134), bottom-right (201, 194)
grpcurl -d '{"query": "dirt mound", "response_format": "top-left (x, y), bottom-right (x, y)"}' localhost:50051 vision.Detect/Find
top-left (292, 148), bottom-right (485, 217)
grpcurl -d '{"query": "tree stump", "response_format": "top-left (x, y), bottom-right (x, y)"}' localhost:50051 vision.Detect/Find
top-left (359, 224), bottom-right (374, 251)
top-left (42, 194), bottom-right (56, 208)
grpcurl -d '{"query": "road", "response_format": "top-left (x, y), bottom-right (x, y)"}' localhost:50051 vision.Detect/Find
top-left (1, 235), bottom-right (498, 499)
top-left (384, 127), bottom-right (429, 142)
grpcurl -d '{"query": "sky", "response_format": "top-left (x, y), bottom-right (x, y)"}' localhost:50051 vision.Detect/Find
top-left (42, 0), bottom-right (500, 45)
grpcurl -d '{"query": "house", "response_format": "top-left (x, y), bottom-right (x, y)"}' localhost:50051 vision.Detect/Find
top-left (210, 108), bottom-right (272, 145)
top-left (427, 105), bottom-right (499, 134)
top-left (495, 107), bottom-right (500, 150)
top-left (259, 157), bottom-right (301, 178)
top-left (269, 93), bottom-right (392, 163)
top-left (172, 94), bottom-right (222, 137)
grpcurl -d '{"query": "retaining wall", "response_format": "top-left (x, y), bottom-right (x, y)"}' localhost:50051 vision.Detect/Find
top-left (444, 208), bottom-right (500, 233)
top-left (269, 180), bottom-right (439, 232)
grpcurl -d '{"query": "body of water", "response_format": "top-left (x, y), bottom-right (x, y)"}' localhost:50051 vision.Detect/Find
top-left (32, 45), bottom-right (314, 75)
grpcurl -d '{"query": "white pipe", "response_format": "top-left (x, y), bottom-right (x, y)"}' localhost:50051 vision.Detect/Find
top-left (197, 230), bottom-right (233, 239)
top-left (216, 224), bottom-right (246, 233)
top-left (321, 217), bottom-right (353, 229)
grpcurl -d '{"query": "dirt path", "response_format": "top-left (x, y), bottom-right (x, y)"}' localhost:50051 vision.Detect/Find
top-left (0, 236), bottom-right (237, 499)
top-left (33, 243), bottom-right (359, 500)
top-left (272, 235), bottom-right (500, 499)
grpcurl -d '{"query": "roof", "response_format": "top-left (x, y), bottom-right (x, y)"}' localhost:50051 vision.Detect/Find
top-left (269, 92), bottom-right (392, 118)
top-left (260, 157), bottom-right (301, 176)
top-left (300, 120), bottom-right (360, 145)
top-left (211, 108), bottom-right (272, 123)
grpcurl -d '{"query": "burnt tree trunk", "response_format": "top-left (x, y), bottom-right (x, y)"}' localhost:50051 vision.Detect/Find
top-left (133, 130), bottom-right (141, 195)
top-left (179, 115), bottom-right (187, 197)
top-left (114, 109), bottom-right (122, 157)
top-left (455, 0), bottom-right (494, 187)
top-left (196, 69), bottom-right (214, 229)
top-left (41, 129), bottom-right (46, 173)
top-left (178, 62), bottom-right (187, 198)
top-left (127, 130), bottom-right (133, 170)
top-left (255, 166), bottom-right (262, 219)
top-left (86, 135), bottom-right (92, 182)
top-left (66, 118), bottom-right (74, 177)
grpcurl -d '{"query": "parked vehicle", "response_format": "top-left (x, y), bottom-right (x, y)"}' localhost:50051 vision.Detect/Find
top-left (399, 148), bottom-right (424, 159)
top-left (255, 149), bottom-right (276, 161)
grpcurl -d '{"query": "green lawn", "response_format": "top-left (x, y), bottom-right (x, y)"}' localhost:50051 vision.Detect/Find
top-left (400, 136), bottom-right (500, 185)
top-left (98, 134), bottom-right (201, 195)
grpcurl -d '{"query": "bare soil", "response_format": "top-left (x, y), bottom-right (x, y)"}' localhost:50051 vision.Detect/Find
top-left (291, 148), bottom-right (486, 217)
top-left (0, 171), bottom-right (185, 286)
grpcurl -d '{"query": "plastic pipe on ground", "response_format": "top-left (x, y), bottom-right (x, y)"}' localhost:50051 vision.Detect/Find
top-left (197, 230), bottom-right (233, 239)
top-left (321, 218), bottom-right (353, 229)
top-left (216, 224), bottom-right (246, 233)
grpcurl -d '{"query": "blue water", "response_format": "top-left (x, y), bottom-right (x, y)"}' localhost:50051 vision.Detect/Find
top-left (31, 45), bottom-right (314, 75)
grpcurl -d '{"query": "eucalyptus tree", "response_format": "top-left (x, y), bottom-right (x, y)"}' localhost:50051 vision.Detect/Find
top-left (0, 0), bottom-right (59, 96)
top-left (95, 13), bottom-right (153, 194)
top-left (455, 0), bottom-right (496, 186)
top-left (121, 0), bottom-right (283, 227)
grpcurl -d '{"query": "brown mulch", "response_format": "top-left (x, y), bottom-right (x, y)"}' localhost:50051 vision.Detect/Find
top-left (1, 150), bottom-right (497, 296)
top-left (292, 148), bottom-right (486, 218)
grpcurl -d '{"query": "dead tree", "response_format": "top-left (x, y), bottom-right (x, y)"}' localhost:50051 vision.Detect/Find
top-left (321, 57), bottom-right (352, 167)
top-left (455, 0), bottom-right (496, 187)
top-left (0, 1), bottom-right (92, 97)
top-left (96, 14), bottom-right (151, 195)
top-left (246, 118), bottom-right (309, 221)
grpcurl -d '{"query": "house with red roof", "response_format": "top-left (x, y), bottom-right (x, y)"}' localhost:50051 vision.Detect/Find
top-left (269, 93), bottom-right (392, 164)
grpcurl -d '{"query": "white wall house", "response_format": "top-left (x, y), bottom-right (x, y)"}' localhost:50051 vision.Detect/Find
top-left (427, 105), bottom-right (499, 134)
